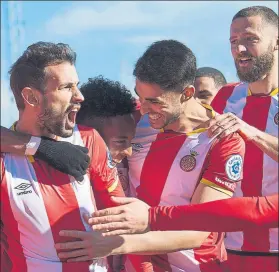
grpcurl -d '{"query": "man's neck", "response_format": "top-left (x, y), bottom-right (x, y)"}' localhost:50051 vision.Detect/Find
top-left (164, 99), bottom-right (212, 134)
top-left (248, 62), bottom-right (278, 95)
top-left (16, 112), bottom-right (56, 139)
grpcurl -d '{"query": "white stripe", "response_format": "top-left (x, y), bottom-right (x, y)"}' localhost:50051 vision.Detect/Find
top-left (4, 155), bottom-right (61, 271)
top-left (262, 95), bottom-right (278, 251)
top-left (223, 83), bottom-right (248, 251)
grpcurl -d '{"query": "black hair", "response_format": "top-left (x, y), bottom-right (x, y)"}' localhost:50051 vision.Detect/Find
top-left (76, 76), bottom-right (137, 123)
top-left (9, 41), bottom-right (76, 110)
top-left (133, 40), bottom-right (196, 92)
top-left (233, 6), bottom-right (278, 29)
top-left (196, 67), bottom-right (227, 88)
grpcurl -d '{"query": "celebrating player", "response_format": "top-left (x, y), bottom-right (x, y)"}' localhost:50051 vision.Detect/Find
top-left (1, 42), bottom-right (124, 272)
top-left (55, 39), bottom-right (245, 272)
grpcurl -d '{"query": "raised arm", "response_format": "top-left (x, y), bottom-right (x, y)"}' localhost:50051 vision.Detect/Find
top-left (1, 125), bottom-right (90, 180)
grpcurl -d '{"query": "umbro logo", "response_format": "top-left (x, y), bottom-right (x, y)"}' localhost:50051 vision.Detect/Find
top-left (14, 183), bottom-right (32, 196)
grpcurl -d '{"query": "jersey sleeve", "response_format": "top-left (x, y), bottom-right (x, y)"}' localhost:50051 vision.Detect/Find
top-left (211, 83), bottom-right (238, 114)
top-left (88, 129), bottom-right (125, 209)
top-left (200, 133), bottom-right (245, 196)
top-left (149, 194), bottom-right (279, 232)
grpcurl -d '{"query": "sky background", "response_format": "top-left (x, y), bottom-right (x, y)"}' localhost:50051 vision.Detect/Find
top-left (1, 1), bottom-right (278, 127)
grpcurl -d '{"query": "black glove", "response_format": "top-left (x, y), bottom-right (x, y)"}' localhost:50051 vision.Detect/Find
top-left (35, 137), bottom-right (90, 181)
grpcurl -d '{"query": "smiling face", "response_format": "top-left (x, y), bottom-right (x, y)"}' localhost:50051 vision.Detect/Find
top-left (101, 114), bottom-right (136, 163)
top-left (36, 62), bottom-right (84, 137)
top-left (230, 15), bottom-right (276, 83)
top-left (135, 79), bottom-right (183, 130)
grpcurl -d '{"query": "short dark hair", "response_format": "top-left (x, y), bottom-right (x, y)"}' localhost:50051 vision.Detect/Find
top-left (196, 67), bottom-right (227, 88)
top-left (9, 41), bottom-right (76, 110)
top-left (133, 40), bottom-right (196, 92)
top-left (76, 76), bottom-right (137, 123)
top-left (233, 6), bottom-right (278, 29)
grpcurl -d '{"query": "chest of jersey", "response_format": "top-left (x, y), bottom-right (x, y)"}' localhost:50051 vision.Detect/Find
top-left (129, 131), bottom-right (215, 207)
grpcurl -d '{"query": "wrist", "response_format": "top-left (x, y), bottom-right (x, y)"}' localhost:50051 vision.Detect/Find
top-left (25, 136), bottom-right (41, 156)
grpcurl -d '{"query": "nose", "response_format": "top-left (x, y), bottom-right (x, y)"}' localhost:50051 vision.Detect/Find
top-left (236, 44), bottom-right (247, 54)
top-left (73, 88), bottom-right (84, 103)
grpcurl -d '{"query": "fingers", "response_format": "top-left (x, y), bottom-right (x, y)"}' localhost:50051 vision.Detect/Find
top-left (59, 230), bottom-right (88, 239)
top-left (110, 196), bottom-right (138, 205)
top-left (55, 240), bottom-right (87, 250)
top-left (88, 214), bottom-right (125, 226)
top-left (58, 248), bottom-right (88, 259)
top-left (92, 221), bottom-right (129, 232)
top-left (208, 113), bottom-right (238, 138)
top-left (219, 123), bottom-right (241, 139)
top-left (92, 206), bottom-right (126, 217)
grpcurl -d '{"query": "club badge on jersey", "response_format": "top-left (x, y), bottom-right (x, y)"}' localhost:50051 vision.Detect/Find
top-left (180, 149), bottom-right (199, 172)
top-left (225, 154), bottom-right (243, 181)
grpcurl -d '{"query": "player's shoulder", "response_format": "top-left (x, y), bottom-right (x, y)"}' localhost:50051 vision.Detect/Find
top-left (212, 132), bottom-right (245, 154)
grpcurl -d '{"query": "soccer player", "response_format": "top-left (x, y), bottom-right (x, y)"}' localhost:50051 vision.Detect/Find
top-left (55, 40), bottom-right (245, 272)
top-left (76, 76), bottom-right (138, 196)
top-left (0, 42), bottom-right (124, 272)
top-left (208, 6), bottom-right (278, 272)
top-left (194, 67), bottom-right (227, 104)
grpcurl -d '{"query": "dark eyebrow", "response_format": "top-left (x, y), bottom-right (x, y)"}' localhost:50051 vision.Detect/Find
top-left (197, 90), bottom-right (212, 97)
top-left (134, 87), bottom-right (161, 103)
top-left (59, 81), bottom-right (80, 89)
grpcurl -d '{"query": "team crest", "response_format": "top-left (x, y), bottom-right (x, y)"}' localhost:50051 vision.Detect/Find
top-left (180, 150), bottom-right (199, 172)
top-left (225, 155), bottom-right (243, 181)
top-left (274, 112), bottom-right (278, 126)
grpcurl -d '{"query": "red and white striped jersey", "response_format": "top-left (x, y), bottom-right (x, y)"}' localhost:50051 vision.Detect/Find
top-left (127, 113), bottom-right (245, 272)
top-left (211, 83), bottom-right (278, 253)
top-left (1, 124), bottom-right (123, 272)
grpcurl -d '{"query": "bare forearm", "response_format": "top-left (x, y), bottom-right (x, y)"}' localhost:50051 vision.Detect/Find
top-left (251, 128), bottom-right (278, 162)
top-left (114, 230), bottom-right (209, 255)
top-left (0, 126), bottom-right (31, 155)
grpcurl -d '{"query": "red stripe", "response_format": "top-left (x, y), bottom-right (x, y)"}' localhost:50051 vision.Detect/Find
top-left (137, 132), bottom-right (187, 206)
top-left (211, 83), bottom-right (237, 114)
top-left (134, 132), bottom-right (187, 272)
top-left (241, 96), bottom-right (271, 251)
top-left (1, 162), bottom-right (28, 272)
top-left (32, 161), bottom-right (91, 271)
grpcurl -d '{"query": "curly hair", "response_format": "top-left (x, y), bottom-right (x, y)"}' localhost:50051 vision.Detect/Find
top-left (133, 40), bottom-right (196, 92)
top-left (76, 76), bottom-right (137, 123)
top-left (9, 41), bottom-right (76, 110)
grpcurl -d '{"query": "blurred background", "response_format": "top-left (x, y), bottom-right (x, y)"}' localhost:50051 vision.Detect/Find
top-left (1, 1), bottom-right (278, 127)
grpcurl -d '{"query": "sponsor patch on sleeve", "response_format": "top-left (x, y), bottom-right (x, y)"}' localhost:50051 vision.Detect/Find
top-left (225, 154), bottom-right (243, 181)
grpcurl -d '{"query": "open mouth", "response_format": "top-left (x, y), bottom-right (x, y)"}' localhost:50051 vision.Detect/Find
top-left (67, 108), bottom-right (79, 127)
top-left (238, 57), bottom-right (252, 67)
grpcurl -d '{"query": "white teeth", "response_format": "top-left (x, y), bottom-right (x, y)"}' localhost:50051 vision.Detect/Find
top-left (149, 114), bottom-right (161, 120)
top-left (240, 58), bottom-right (250, 61)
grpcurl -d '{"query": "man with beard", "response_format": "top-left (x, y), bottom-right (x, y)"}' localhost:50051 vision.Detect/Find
top-left (0, 42), bottom-right (124, 272)
top-left (55, 40), bottom-right (246, 272)
top-left (208, 6), bottom-right (278, 272)
top-left (194, 67), bottom-right (227, 105)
